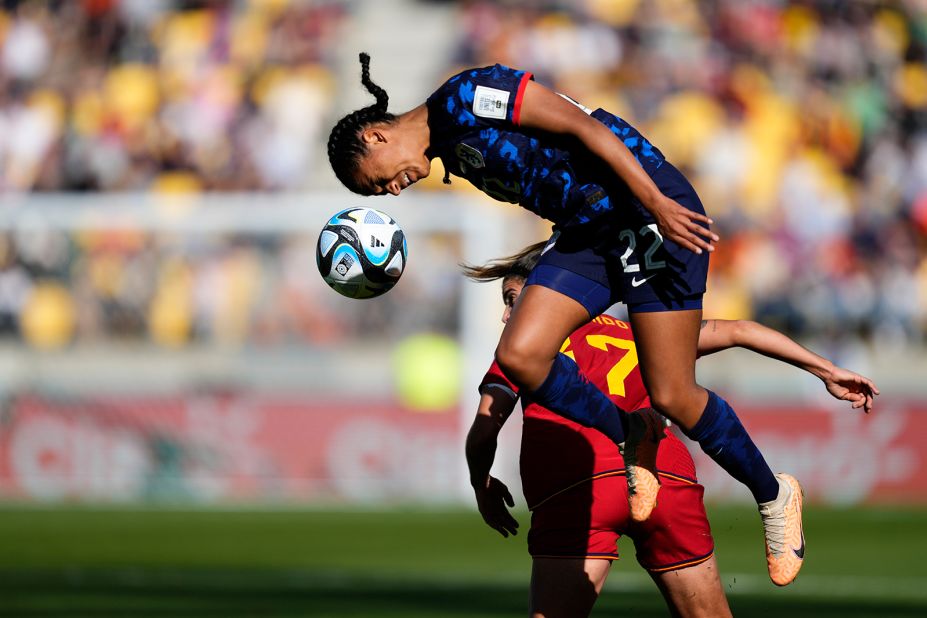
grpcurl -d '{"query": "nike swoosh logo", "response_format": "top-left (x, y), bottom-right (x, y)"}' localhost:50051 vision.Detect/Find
top-left (631, 274), bottom-right (656, 288)
top-left (793, 520), bottom-right (805, 559)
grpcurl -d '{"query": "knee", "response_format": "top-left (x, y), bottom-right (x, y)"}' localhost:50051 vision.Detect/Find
top-left (495, 336), bottom-right (547, 388)
top-left (647, 383), bottom-right (700, 418)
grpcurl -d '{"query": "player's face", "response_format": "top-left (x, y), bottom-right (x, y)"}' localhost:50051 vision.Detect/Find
top-left (356, 126), bottom-right (431, 196)
top-left (501, 276), bottom-right (525, 324)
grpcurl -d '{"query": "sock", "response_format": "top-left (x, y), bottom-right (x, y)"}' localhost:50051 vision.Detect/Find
top-left (528, 353), bottom-right (628, 445)
top-left (683, 390), bottom-right (780, 504)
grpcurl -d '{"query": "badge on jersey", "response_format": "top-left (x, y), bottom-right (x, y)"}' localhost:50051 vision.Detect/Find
top-left (455, 143), bottom-right (485, 171)
top-left (473, 85), bottom-right (510, 119)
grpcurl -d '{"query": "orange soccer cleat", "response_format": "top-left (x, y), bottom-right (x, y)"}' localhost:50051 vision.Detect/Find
top-left (620, 407), bottom-right (668, 522)
top-left (759, 473), bottom-right (805, 586)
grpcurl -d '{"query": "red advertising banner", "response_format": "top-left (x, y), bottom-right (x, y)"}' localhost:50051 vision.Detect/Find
top-left (688, 401), bottom-right (927, 505)
top-left (0, 393), bottom-right (924, 505)
top-left (0, 394), bottom-right (460, 504)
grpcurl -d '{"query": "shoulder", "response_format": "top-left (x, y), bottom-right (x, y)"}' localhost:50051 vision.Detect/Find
top-left (437, 64), bottom-right (533, 92)
top-left (427, 64), bottom-right (534, 127)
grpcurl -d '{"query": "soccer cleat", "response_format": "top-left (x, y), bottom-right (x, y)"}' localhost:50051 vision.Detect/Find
top-left (620, 408), bottom-right (668, 522)
top-left (759, 473), bottom-right (805, 586)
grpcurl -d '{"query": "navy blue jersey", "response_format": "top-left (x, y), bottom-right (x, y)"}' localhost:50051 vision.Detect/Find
top-left (425, 64), bottom-right (666, 228)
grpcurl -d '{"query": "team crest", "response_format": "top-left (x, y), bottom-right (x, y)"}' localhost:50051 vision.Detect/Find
top-left (455, 143), bottom-right (485, 171)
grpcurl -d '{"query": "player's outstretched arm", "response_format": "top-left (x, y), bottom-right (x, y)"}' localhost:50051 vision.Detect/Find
top-left (696, 320), bottom-right (880, 413)
top-left (517, 80), bottom-right (718, 255)
top-left (466, 387), bottom-right (520, 537)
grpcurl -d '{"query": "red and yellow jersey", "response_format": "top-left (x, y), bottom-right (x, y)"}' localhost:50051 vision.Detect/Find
top-left (480, 314), bottom-right (696, 509)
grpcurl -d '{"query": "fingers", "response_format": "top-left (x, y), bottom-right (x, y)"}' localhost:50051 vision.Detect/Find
top-left (844, 369), bottom-right (880, 397)
top-left (846, 391), bottom-right (874, 414)
top-left (688, 211), bottom-right (714, 227)
top-left (674, 230), bottom-right (712, 255)
top-left (493, 523), bottom-right (513, 537)
top-left (478, 480), bottom-right (519, 537)
top-left (854, 378), bottom-right (875, 413)
top-left (861, 376), bottom-right (880, 396)
top-left (687, 217), bottom-right (720, 243)
top-left (502, 514), bottom-right (519, 536)
top-left (675, 236), bottom-right (704, 255)
top-left (840, 370), bottom-right (879, 413)
top-left (674, 220), bottom-right (718, 255)
top-left (488, 512), bottom-right (519, 537)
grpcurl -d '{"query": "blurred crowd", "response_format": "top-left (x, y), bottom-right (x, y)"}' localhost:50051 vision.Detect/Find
top-left (449, 0), bottom-right (927, 348)
top-left (0, 0), bottom-right (925, 350)
top-left (0, 224), bottom-right (461, 348)
top-left (0, 0), bottom-right (344, 192)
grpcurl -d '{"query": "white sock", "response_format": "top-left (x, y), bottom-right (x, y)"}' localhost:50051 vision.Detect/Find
top-left (759, 475), bottom-right (788, 510)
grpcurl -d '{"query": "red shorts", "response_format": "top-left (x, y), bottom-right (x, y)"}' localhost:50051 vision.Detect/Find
top-left (527, 472), bottom-right (714, 572)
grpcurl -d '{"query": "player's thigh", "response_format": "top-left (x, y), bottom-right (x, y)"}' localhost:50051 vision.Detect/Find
top-left (529, 557), bottom-right (611, 618)
top-left (650, 555), bottom-right (731, 618)
top-left (627, 308), bottom-right (706, 424)
top-left (499, 229), bottom-right (620, 377)
top-left (501, 283), bottom-right (590, 354)
top-left (496, 284), bottom-right (589, 386)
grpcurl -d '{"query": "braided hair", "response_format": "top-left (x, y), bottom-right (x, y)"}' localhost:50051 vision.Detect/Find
top-left (460, 241), bottom-right (548, 283)
top-left (327, 53), bottom-right (397, 194)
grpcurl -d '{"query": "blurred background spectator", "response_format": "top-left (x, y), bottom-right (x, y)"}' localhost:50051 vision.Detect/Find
top-left (0, 0), bottom-right (924, 353)
top-left (451, 0), bottom-right (927, 351)
top-left (0, 0), bottom-right (346, 193)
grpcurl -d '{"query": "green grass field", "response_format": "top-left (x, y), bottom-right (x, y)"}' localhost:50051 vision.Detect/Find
top-left (1, 504), bottom-right (925, 617)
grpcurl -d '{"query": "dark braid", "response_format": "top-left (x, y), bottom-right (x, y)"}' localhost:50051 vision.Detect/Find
top-left (327, 53), bottom-right (397, 194)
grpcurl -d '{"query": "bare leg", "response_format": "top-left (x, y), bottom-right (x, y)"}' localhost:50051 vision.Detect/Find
top-left (627, 309), bottom-right (707, 430)
top-left (630, 308), bottom-right (778, 499)
top-left (496, 284), bottom-right (589, 390)
top-left (650, 556), bottom-right (732, 618)
top-left (529, 558), bottom-right (611, 618)
top-left (495, 284), bottom-right (631, 445)
top-left (630, 307), bottom-right (783, 578)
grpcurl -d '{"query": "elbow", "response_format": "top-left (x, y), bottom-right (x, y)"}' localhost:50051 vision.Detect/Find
top-left (727, 320), bottom-right (751, 346)
top-left (467, 415), bottom-right (500, 445)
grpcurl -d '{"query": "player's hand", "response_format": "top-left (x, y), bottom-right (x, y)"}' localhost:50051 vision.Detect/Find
top-left (648, 194), bottom-right (718, 255)
top-left (473, 476), bottom-right (519, 538)
top-left (824, 366), bottom-right (880, 413)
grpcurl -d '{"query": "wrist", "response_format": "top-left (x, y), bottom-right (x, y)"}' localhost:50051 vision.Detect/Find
top-left (470, 475), bottom-right (489, 489)
top-left (638, 188), bottom-right (663, 211)
top-left (810, 360), bottom-right (834, 382)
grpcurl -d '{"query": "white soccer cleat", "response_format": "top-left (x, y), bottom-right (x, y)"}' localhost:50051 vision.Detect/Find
top-left (620, 408), bottom-right (668, 522)
top-left (759, 473), bottom-right (805, 586)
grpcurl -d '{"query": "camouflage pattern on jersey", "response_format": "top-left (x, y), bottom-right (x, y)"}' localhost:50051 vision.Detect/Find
top-left (426, 64), bottom-right (665, 228)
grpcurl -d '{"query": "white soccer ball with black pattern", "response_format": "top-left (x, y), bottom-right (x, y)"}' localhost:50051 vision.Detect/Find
top-left (316, 207), bottom-right (408, 299)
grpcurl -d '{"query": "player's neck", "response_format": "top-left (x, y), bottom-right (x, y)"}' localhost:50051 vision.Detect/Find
top-left (399, 104), bottom-right (430, 152)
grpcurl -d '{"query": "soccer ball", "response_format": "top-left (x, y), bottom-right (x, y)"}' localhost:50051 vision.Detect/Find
top-left (316, 207), bottom-right (408, 299)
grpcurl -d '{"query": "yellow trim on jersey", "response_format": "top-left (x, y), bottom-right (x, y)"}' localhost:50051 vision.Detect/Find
top-left (532, 553), bottom-right (620, 561)
top-left (646, 551), bottom-right (714, 573)
top-left (528, 470), bottom-right (698, 511)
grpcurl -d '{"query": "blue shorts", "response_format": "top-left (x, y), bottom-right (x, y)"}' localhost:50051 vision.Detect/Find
top-left (525, 161), bottom-right (709, 316)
